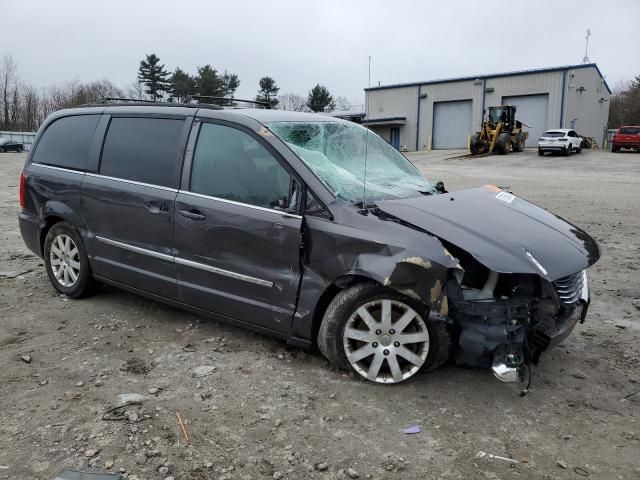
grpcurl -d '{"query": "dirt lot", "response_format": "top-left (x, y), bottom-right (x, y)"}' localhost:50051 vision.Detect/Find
top-left (1, 148), bottom-right (639, 480)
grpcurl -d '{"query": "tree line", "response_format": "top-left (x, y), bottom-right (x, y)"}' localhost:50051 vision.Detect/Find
top-left (0, 52), bottom-right (357, 132)
top-left (608, 76), bottom-right (640, 128)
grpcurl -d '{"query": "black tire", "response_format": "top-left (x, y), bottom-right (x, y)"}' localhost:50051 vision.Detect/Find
top-left (0, 147), bottom-right (5, 153)
top-left (565, 144), bottom-right (572, 156)
top-left (43, 222), bottom-right (96, 298)
top-left (17, 146), bottom-right (23, 153)
top-left (496, 133), bottom-right (511, 155)
top-left (538, 149), bottom-right (544, 156)
top-left (512, 133), bottom-right (526, 152)
top-left (317, 282), bottom-right (451, 382)
top-left (576, 144), bottom-right (582, 153)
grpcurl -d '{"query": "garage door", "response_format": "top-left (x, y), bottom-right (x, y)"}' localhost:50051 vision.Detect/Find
top-left (502, 94), bottom-right (549, 147)
top-left (432, 100), bottom-right (473, 149)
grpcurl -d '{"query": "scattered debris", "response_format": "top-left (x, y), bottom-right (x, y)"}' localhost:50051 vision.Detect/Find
top-left (20, 354), bottom-right (31, 364)
top-left (117, 393), bottom-right (146, 406)
top-left (573, 466), bottom-right (589, 476)
top-left (84, 448), bottom-right (100, 458)
top-left (476, 451), bottom-right (518, 464)
top-left (557, 460), bottom-right (568, 469)
top-left (121, 357), bottom-right (152, 374)
top-left (258, 459), bottom-right (274, 476)
top-left (0, 269), bottom-right (33, 279)
top-left (176, 412), bottom-right (190, 445)
top-left (403, 425), bottom-right (421, 434)
top-left (194, 365), bottom-right (216, 377)
top-left (346, 467), bottom-right (360, 478)
top-left (54, 470), bottom-right (123, 480)
top-left (147, 387), bottom-right (160, 395)
top-left (315, 462), bottom-right (329, 471)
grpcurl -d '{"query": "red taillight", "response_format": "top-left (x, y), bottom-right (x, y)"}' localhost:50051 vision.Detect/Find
top-left (19, 170), bottom-right (26, 209)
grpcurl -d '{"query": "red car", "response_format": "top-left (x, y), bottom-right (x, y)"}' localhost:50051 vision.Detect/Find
top-left (612, 126), bottom-right (640, 152)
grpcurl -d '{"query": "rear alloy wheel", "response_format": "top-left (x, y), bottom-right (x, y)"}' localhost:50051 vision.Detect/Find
top-left (565, 144), bottom-right (572, 156)
top-left (318, 283), bottom-right (451, 384)
top-left (44, 222), bottom-right (96, 298)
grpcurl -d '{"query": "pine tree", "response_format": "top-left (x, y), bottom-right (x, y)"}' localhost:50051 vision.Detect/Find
top-left (137, 54), bottom-right (169, 101)
top-left (256, 76), bottom-right (280, 108)
top-left (168, 67), bottom-right (195, 103)
top-left (194, 65), bottom-right (225, 98)
top-left (222, 71), bottom-right (240, 98)
top-left (306, 84), bottom-right (335, 112)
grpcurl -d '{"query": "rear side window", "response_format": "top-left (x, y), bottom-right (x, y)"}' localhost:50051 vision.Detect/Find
top-left (100, 117), bottom-right (185, 188)
top-left (32, 114), bottom-right (100, 170)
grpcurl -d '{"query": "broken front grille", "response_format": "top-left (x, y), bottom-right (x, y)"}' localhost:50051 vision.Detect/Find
top-left (553, 271), bottom-right (584, 305)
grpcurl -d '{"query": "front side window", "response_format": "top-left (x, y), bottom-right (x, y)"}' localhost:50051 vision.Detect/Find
top-left (619, 127), bottom-right (639, 134)
top-left (268, 121), bottom-right (434, 203)
top-left (32, 114), bottom-right (100, 170)
top-left (190, 123), bottom-right (294, 210)
top-left (100, 117), bottom-right (184, 188)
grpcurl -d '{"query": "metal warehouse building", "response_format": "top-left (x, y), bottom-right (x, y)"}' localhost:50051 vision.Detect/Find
top-left (363, 64), bottom-right (611, 151)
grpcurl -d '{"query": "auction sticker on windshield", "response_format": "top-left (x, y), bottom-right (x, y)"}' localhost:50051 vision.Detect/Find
top-left (496, 191), bottom-right (515, 203)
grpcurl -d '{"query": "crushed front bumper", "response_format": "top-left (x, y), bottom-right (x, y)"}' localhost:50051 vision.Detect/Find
top-left (448, 271), bottom-right (590, 383)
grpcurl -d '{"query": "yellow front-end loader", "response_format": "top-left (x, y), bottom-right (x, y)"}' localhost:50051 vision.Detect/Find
top-left (470, 105), bottom-right (529, 155)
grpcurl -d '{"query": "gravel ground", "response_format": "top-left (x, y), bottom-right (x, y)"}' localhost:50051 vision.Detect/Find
top-left (0, 148), bottom-right (639, 480)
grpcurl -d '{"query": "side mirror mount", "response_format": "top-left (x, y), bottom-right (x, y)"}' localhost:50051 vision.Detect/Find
top-left (435, 181), bottom-right (447, 194)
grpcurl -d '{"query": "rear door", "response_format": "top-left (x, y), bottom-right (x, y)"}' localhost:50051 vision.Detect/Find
top-left (82, 114), bottom-right (191, 299)
top-left (174, 119), bottom-right (303, 333)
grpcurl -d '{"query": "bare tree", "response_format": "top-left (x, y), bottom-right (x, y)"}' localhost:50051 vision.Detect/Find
top-left (333, 96), bottom-right (354, 111)
top-left (1, 55), bottom-right (18, 129)
top-left (278, 92), bottom-right (308, 112)
top-left (124, 81), bottom-right (147, 100)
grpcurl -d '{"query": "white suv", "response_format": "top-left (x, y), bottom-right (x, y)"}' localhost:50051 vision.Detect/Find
top-left (538, 129), bottom-right (583, 156)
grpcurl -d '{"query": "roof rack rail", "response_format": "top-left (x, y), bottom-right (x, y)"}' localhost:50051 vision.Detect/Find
top-left (80, 97), bottom-right (223, 110)
top-left (187, 95), bottom-right (271, 109)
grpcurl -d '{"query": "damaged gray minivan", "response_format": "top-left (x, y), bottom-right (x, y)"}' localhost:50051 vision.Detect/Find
top-left (19, 103), bottom-right (600, 386)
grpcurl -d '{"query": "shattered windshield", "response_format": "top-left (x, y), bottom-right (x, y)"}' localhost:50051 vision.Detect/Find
top-left (267, 121), bottom-right (435, 203)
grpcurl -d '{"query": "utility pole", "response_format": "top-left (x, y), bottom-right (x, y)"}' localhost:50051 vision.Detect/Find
top-left (368, 56), bottom-right (371, 88)
top-left (582, 29), bottom-right (591, 64)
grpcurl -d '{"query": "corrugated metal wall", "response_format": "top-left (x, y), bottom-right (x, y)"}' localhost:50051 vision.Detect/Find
top-left (564, 67), bottom-right (610, 146)
top-left (365, 67), bottom-right (617, 151)
top-left (366, 86), bottom-right (419, 150)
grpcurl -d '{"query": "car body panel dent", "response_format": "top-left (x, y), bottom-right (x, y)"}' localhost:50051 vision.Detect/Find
top-left (290, 205), bottom-right (463, 341)
top-left (377, 186), bottom-right (600, 281)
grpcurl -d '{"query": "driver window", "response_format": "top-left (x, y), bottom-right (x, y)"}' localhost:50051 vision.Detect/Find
top-left (190, 123), bottom-right (293, 210)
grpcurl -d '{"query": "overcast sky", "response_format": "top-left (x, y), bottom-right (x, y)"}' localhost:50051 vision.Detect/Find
top-left (2, 0), bottom-right (638, 105)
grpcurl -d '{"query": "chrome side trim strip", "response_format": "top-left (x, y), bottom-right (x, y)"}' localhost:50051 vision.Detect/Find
top-left (32, 163), bottom-right (84, 175)
top-left (174, 256), bottom-right (274, 287)
top-left (84, 173), bottom-right (178, 193)
top-left (178, 190), bottom-right (302, 219)
top-left (95, 235), bottom-right (174, 262)
top-left (95, 235), bottom-right (273, 287)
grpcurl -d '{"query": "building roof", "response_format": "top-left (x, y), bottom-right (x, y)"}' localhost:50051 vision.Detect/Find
top-left (365, 63), bottom-right (611, 95)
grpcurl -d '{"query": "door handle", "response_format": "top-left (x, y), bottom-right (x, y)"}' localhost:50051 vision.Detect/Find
top-left (144, 201), bottom-right (169, 214)
top-left (179, 209), bottom-right (206, 221)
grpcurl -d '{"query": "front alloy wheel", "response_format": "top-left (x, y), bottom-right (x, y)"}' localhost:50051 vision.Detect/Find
top-left (343, 299), bottom-right (429, 383)
top-left (317, 283), bottom-right (451, 384)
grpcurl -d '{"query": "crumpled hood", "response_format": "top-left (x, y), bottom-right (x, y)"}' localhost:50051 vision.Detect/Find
top-left (377, 186), bottom-right (600, 281)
